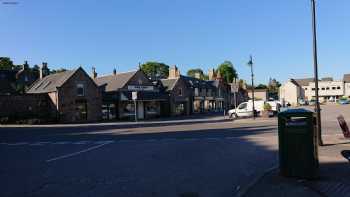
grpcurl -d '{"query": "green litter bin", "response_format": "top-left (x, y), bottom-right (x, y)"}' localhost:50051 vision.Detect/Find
top-left (278, 108), bottom-right (319, 179)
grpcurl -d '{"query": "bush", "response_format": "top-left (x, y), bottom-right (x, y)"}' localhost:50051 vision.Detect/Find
top-left (263, 103), bottom-right (272, 111)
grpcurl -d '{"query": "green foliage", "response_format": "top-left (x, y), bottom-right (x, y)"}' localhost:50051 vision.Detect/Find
top-left (187, 68), bottom-right (208, 80)
top-left (217, 61), bottom-right (238, 83)
top-left (256, 84), bottom-right (268, 89)
top-left (141, 61), bottom-right (169, 80)
top-left (263, 103), bottom-right (272, 111)
top-left (50, 68), bottom-right (67, 74)
top-left (0, 57), bottom-right (14, 70)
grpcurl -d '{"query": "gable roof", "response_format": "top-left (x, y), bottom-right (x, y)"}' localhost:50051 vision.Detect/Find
top-left (160, 78), bottom-right (179, 91)
top-left (94, 70), bottom-right (137, 92)
top-left (294, 78), bottom-right (314, 86)
top-left (289, 79), bottom-right (300, 87)
top-left (27, 69), bottom-right (77, 94)
top-left (344, 74), bottom-right (350, 83)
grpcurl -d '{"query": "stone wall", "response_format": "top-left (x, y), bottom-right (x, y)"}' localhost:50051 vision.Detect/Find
top-left (0, 94), bottom-right (56, 123)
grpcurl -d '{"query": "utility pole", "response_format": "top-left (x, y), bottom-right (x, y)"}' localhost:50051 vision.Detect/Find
top-left (248, 55), bottom-right (256, 119)
top-left (311, 0), bottom-right (323, 146)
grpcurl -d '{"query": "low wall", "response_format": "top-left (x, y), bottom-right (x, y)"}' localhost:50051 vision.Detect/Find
top-left (0, 94), bottom-right (56, 124)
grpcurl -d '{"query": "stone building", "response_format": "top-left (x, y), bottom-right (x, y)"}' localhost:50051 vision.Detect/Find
top-left (94, 69), bottom-right (168, 120)
top-left (27, 67), bottom-right (101, 123)
top-left (161, 72), bottom-right (193, 116)
top-left (0, 61), bottom-right (41, 95)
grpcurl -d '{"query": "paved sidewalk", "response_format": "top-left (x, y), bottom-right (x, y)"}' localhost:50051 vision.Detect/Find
top-left (244, 137), bottom-right (350, 197)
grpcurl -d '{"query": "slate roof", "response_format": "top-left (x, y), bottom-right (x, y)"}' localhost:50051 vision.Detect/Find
top-left (27, 69), bottom-right (77, 94)
top-left (289, 79), bottom-right (300, 87)
top-left (321, 77), bottom-right (333, 81)
top-left (160, 78), bottom-right (178, 91)
top-left (344, 74), bottom-right (350, 83)
top-left (182, 76), bottom-right (215, 89)
top-left (294, 78), bottom-right (314, 86)
top-left (94, 70), bottom-right (137, 92)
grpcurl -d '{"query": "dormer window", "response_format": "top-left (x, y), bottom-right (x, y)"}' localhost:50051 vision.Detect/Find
top-left (77, 83), bottom-right (85, 96)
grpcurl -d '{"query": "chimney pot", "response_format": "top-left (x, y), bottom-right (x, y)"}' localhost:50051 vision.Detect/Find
top-left (92, 67), bottom-right (97, 79)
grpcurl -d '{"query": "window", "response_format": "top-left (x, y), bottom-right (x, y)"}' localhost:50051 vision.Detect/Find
top-left (238, 103), bottom-right (247, 110)
top-left (332, 87), bottom-right (336, 90)
top-left (326, 87), bottom-right (330, 90)
top-left (77, 83), bottom-right (85, 96)
top-left (321, 87), bottom-right (325, 90)
top-left (337, 86), bottom-right (341, 89)
top-left (312, 88), bottom-right (315, 91)
top-left (305, 88), bottom-right (308, 90)
top-left (178, 88), bottom-right (182, 96)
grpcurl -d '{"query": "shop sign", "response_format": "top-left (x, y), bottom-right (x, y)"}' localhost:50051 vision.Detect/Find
top-left (128, 85), bottom-right (154, 91)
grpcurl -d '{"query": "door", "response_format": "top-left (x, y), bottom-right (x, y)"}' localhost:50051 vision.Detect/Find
top-left (236, 103), bottom-right (253, 117)
top-left (137, 101), bottom-right (144, 119)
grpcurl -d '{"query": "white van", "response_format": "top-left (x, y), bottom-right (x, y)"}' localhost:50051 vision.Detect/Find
top-left (228, 100), bottom-right (265, 118)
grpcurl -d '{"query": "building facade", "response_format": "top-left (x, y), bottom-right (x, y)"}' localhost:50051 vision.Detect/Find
top-left (280, 75), bottom-right (350, 105)
top-left (279, 79), bottom-right (302, 106)
top-left (95, 69), bottom-right (168, 120)
top-left (27, 67), bottom-right (102, 123)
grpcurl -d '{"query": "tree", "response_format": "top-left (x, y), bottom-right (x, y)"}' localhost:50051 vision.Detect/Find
top-left (217, 61), bottom-right (238, 83)
top-left (0, 57), bottom-right (14, 70)
top-left (256, 84), bottom-right (268, 89)
top-left (140, 61), bottom-right (169, 80)
top-left (50, 68), bottom-right (67, 74)
top-left (187, 68), bottom-right (208, 80)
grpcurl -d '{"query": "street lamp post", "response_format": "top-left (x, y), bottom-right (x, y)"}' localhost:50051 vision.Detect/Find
top-left (311, 0), bottom-right (323, 146)
top-left (248, 55), bottom-right (256, 119)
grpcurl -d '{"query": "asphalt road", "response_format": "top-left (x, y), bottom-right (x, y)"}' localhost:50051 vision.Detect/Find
top-left (0, 104), bottom-right (349, 197)
top-left (0, 117), bottom-right (279, 197)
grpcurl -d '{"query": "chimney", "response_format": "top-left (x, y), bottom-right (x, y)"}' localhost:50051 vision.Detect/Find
top-left (23, 61), bottom-right (29, 70)
top-left (195, 72), bottom-right (201, 79)
top-left (169, 65), bottom-right (180, 79)
top-left (113, 68), bottom-right (117, 75)
top-left (208, 68), bottom-right (216, 80)
top-left (92, 67), bottom-right (97, 79)
top-left (40, 62), bottom-right (49, 79)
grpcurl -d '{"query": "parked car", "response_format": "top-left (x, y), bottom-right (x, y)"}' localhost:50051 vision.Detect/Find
top-left (298, 99), bottom-right (308, 106)
top-left (309, 99), bottom-right (316, 106)
top-left (338, 98), bottom-right (350, 105)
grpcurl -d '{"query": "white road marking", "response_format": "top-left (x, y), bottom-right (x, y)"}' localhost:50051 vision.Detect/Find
top-left (72, 141), bottom-right (91, 145)
top-left (46, 141), bottom-right (114, 163)
top-left (52, 141), bottom-right (71, 145)
top-left (7, 142), bottom-right (28, 146)
top-left (93, 140), bottom-right (115, 144)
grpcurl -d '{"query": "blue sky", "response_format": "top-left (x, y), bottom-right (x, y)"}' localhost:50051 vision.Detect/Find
top-left (1, 0), bottom-right (350, 84)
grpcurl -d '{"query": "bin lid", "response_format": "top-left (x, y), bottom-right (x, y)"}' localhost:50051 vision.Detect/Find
top-left (278, 108), bottom-right (314, 117)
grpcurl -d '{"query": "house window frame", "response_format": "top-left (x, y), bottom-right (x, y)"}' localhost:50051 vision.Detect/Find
top-left (77, 83), bottom-right (85, 97)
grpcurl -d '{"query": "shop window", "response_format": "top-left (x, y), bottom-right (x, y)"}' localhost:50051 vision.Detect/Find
top-left (146, 101), bottom-right (159, 115)
top-left (175, 103), bottom-right (185, 115)
top-left (120, 102), bottom-right (135, 117)
top-left (77, 83), bottom-right (85, 96)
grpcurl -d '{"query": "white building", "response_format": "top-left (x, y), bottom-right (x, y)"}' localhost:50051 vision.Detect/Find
top-left (306, 80), bottom-right (344, 102)
top-left (344, 74), bottom-right (350, 98)
top-left (279, 79), bottom-right (302, 106)
top-left (280, 75), bottom-right (350, 105)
